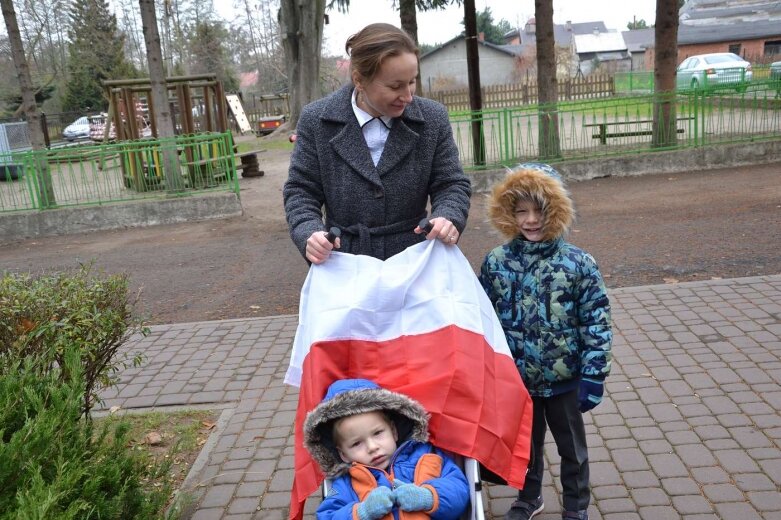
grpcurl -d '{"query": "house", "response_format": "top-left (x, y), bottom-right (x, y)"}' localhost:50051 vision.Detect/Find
top-left (506, 19), bottom-right (610, 76)
top-left (419, 35), bottom-right (523, 92)
top-left (621, 28), bottom-right (655, 71)
top-left (419, 18), bottom-right (613, 92)
top-left (644, 0), bottom-right (781, 65)
top-left (573, 31), bottom-right (632, 75)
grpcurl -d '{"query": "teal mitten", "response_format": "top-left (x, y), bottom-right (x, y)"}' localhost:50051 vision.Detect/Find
top-left (578, 377), bottom-right (604, 412)
top-left (356, 486), bottom-right (394, 520)
top-left (393, 479), bottom-right (434, 512)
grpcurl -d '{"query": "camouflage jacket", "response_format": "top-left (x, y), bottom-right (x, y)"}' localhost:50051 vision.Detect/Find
top-left (479, 237), bottom-right (612, 397)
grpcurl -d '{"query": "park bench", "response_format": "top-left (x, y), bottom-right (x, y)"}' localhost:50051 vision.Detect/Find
top-left (585, 116), bottom-right (696, 145)
top-left (235, 149), bottom-right (265, 177)
top-left (184, 148), bottom-right (265, 184)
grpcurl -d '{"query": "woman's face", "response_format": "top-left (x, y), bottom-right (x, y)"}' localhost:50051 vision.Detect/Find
top-left (354, 52), bottom-right (418, 118)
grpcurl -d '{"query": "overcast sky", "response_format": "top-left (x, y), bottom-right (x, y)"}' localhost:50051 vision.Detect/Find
top-left (320, 0), bottom-right (658, 57)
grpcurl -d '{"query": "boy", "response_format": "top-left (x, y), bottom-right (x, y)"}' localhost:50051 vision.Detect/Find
top-left (304, 378), bottom-right (469, 520)
top-left (479, 163), bottom-right (612, 520)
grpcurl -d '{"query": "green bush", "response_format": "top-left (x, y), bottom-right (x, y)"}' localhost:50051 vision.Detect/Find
top-left (0, 265), bottom-right (148, 415)
top-left (0, 351), bottom-right (173, 519)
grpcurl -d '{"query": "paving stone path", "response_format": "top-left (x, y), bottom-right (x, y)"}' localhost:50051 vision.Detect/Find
top-left (99, 275), bottom-right (781, 520)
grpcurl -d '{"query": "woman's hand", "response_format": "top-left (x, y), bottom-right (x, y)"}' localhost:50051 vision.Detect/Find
top-left (306, 231), bottom-right (340, 264)
top-left (414, 216), bottom-right (460, 245)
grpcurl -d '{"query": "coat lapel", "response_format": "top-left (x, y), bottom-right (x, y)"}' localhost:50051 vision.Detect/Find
top-left (376, 100), bottom-right (424, 177)
top-left (319, 87), bottom-right (428, 184)
top-left (321, 86), bottom-right (381, 187)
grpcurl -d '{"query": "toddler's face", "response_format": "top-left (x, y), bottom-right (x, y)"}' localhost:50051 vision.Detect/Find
top-left (514, 199), bottom-right (545, 242)
top-left (334, 411), bottom-right (398, 469)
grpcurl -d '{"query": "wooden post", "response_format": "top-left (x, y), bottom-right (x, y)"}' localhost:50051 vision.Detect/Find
top-left (214, 81), bottom-right (228, 133)
top-left (203, 86), bottom-right (214, 133)
top-left (40, 112), bottom-right (50, 148)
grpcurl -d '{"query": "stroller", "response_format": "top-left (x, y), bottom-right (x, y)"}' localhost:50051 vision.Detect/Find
top-left (286, 239), bottom-right (532, 520)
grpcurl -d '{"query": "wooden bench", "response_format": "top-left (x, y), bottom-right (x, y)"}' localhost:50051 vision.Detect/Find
top-left (184, 149), bottom-right (266, 183)
top-left (585, 117), bottom-right (695, 145)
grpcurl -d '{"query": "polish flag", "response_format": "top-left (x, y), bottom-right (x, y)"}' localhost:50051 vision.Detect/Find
top-left (285, 240), bottom-right (532, 520)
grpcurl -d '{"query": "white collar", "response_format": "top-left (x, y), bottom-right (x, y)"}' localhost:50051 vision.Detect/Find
top-left (351, 88), bottom-right (393, 129)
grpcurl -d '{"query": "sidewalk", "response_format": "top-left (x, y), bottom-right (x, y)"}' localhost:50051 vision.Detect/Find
top-left (98, 274), bottom-right (781, 520)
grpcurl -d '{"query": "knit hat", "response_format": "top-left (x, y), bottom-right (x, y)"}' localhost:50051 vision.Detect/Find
top-left (303, 379), bottom-right (430, 477)
top-left (488, 162), bottom-right (574, 241)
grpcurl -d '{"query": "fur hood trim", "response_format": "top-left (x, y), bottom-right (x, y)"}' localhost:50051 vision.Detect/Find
top-left (488, 162), bottom-right (574, 241)
top-left (303, 379), bottom-right (430, 477)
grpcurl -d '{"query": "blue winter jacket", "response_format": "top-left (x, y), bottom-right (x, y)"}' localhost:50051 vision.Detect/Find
top-left (479, 237), bottom-right (612, 397)
top-left (316, 440), bottom-right (469, 520)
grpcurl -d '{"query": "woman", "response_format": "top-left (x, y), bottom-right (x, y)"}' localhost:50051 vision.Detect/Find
top-left (283, 23), bottom-right (471, 264)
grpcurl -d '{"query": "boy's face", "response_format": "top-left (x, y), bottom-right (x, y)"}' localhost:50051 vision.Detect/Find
top-left (514, 199), bottom-right (545, 242)
top-left (334, 411), bottom-right (398, 469)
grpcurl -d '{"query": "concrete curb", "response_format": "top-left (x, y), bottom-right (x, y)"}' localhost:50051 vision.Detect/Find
top-left (466, 140), bottom-right (781, 192)
top-left (0, 191), bottom-right (243, 242)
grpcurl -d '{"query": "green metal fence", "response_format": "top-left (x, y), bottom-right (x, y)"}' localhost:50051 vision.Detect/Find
top-left (0, 132), bottom-right (239, 213)
top-left (450, 80), bottom-right (781, 170)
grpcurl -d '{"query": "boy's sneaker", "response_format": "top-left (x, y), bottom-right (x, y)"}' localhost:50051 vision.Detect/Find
top-left (562, 510), bottom-right (588, 520)
top-left (505, 496), bottom-right (544, 520)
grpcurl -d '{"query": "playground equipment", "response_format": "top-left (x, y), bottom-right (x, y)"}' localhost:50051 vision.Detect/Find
top-left (98, 75), bottom-right (262, 189)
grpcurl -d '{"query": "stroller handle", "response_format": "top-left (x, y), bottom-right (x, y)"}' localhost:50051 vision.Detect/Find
top-left (418, 217), bottom-right (434, 234)
top-left (325, 227), bottom-right (341, 244)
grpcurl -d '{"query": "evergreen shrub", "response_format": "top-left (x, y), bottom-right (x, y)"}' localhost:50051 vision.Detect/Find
top-left (0, 351), bottom-right (173, 519)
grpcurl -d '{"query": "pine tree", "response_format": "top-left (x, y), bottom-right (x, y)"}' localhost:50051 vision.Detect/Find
top-left (62, 0), bottom-right (133, 112)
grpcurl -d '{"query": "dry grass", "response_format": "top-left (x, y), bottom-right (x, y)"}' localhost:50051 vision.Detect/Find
top-left (98, 409), bottom-right (220, 508)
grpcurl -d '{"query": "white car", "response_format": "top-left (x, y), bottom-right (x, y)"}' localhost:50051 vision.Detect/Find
top-left (62, 116), bottom-right (91, 141)
top-left (676, 53), bottom-right (753, 91)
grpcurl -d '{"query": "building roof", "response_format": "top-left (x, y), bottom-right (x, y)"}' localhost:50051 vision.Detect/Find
top-left (574, 31), bottom-right (628, 54)
top-left (517, 19), bottom-right (608, 47)
top-left (420, 35), bottom-right (522, 60)
top-left (621, 28), bottom-right (655, 52)
top-left (569, 21), bottom-right (609, 35)
top-left (678, 18), bottom-right (781, 43)
top-left (679, 0), bottom-right (781, 25)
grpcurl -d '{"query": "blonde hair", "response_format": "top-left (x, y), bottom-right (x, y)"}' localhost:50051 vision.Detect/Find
top-left (346, 23), bottom-right (418, 84)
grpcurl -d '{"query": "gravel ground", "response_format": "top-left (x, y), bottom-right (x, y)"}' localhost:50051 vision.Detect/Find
top-left (1, 134), bottom-right (780, 325)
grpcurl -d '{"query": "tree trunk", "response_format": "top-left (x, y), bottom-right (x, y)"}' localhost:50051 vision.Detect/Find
top-left (1, 0), bottom-right (55, 206)
top-left (139, 0), bottom-right (183, 192)
top-left (652, 0), bottom-right (679, 148)
top-left (463, 0), bottom-right (485, 165)
top-left (398, 0), bottom-right (424, 98)
top-left (535, 0), bottom-right (560, 159)
top-left (279, 0), bottom-right (325, 129)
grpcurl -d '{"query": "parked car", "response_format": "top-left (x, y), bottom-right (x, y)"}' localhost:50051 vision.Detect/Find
top-left (676, 53), bottom-right (753, 91)
top-left (62, 116), bottom-right (91, 141)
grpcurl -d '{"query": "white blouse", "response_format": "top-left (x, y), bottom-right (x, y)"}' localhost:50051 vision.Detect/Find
top-left (351, 88), bottom-right (393, 167)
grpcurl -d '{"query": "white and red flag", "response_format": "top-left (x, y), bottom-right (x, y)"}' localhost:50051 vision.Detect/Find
top-left (285, 240), bottom-right (532, 520)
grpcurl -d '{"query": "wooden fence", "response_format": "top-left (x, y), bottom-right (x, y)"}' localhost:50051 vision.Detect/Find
top-left (428, 74), bottom-right (615, 111)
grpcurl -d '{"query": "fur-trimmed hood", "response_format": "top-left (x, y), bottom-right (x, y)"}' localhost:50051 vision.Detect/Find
top-left (303, 379), bottom-right (430, 477)
top-left (488, 162), bottom-right (574, 242)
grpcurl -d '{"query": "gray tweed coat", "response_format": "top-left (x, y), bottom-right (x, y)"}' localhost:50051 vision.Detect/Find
top-left (283, 84), bottom-right (472, 260)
